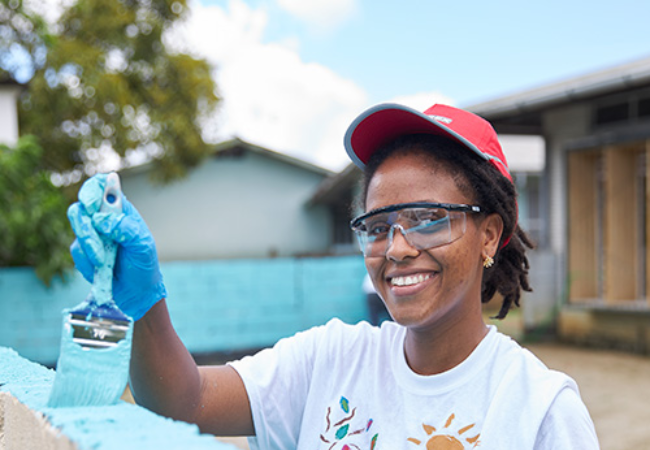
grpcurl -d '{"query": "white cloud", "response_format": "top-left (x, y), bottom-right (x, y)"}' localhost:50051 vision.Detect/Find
top-left (276, 0), bottom-right (358, 33)
top-left (388, 91), bottom-right (457, 111)
top-left (168, 0), bottom-right (368, 171)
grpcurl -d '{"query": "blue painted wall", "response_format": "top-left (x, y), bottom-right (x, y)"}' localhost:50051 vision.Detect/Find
top-left (0, 256), bottom-right (368, 364)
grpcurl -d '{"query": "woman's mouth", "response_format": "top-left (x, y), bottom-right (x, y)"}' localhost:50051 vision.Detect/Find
top-left (389, 273), bottom-right (432, 287)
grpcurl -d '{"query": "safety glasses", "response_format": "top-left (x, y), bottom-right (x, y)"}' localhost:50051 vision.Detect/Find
top-left (350, 202), bottom-right (482, 257)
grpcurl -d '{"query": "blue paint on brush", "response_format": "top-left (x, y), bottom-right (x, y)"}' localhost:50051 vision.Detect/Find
top-left (48, 173), bottom-right (135, 408)
top-left (47, 311), bottom-right (133, 407)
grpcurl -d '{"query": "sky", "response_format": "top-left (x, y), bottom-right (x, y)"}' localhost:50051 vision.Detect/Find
top-left (165, 0), bottom-right (650, 172)
top-left (26, 0), bottom-right (650, 173)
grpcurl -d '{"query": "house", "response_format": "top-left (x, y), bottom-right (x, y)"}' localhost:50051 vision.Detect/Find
top-left (0, 78), bottom-right (22, 145)
top-left (120, 138), bottom-right (335, 261)
top-left (309, 163), bottom-right (362, 254)
top-left (0, 137), bottom-right (372, 364)
top-left (469, 56), bottom-right (650, 352)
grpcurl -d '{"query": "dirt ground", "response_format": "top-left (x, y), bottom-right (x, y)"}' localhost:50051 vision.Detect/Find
top-left (215, 342), bottom-right (650, 450)
top-left (526, 342), bottom-right (650, 450)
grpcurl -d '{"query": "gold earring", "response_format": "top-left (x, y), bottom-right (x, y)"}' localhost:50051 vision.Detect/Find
top-left (483, 255), bottom-right (494, 269)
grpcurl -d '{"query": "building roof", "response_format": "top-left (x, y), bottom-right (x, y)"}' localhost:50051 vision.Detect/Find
top-left (0, 76), bottom-right (25, 88)
top-left (467, 55), bottom-right (650, 130)
top-left (121, 137), bottom-right (334, 178)
top-left (310, 163), bottom-right (360, 206)
top-left (212, 138), bottom-right (333, 177)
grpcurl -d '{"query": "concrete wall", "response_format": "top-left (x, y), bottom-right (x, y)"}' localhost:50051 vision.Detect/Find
top-left (541, 101), bottom-right (650, 351)
top-left (558, 306), bottom-right (650, 354)
top-left (0, 347), bottom-right (234, 449)
top-left (522, 249), bottom-right (558, 330)
top-left (541, 105), bottom-right (592, 311)
top-left (1, 391), bottom-right (77, 450)
top-left (0, 256), bottom-right (368, 365)
top-left (543, 104), bottom-right (592, 259)
top-left (120, 150), bottom-right (332, 261)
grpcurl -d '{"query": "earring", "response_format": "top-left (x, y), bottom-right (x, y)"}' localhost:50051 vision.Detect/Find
top-left (483, 255), bottom-right (494, 269)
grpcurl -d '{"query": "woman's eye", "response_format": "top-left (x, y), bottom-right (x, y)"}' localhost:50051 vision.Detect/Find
top-left (413, 217), bottom-right (447, 234)
top-left (417, 211), bottom-right (444, 222)
top-left (421, 216), bottom-right (443, 225)
top-left (367, 222), bottom-right (390, 236)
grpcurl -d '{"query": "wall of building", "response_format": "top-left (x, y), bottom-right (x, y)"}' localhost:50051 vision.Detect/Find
top-left (0, 256), bottom-right (368, 365)
top-left (120, 150), bottom-right (332, 261)
top-left (541, 99), bottom-right (650, 350)
top-left (0, 85), bottom-right (20, 146)
top-left (540, 105), bottom-right (592, 313)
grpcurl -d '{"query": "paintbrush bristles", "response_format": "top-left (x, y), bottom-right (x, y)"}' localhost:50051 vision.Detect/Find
top-left (47, 311), bottom-right (134, 408)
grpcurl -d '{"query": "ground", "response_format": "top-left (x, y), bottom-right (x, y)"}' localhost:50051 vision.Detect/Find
top-left (527, 342), bottom-right (650, 450)
top-left (214, 341), bottom-right (650, 450)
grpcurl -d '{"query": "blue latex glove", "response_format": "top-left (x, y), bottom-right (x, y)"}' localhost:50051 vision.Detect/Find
top-left (68, 173), bottom-right (167, 321)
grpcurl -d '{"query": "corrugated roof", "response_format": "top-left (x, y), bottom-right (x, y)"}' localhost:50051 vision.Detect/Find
top-left (467, 56), bottom-right (650, 120)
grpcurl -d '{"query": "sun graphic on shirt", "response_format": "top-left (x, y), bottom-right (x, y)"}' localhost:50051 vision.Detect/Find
top-left (407, 413), bottom-right (480, 449)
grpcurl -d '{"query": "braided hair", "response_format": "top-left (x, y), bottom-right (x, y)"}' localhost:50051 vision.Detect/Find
top-left (359, 134), bottom-right (534, 319)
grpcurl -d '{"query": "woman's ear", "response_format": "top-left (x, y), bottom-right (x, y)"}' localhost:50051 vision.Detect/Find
top-left (482, 213), bottom-right (504, 258)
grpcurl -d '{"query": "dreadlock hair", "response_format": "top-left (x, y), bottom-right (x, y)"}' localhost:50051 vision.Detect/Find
top-left (359, 134), bottom-right (535, 319)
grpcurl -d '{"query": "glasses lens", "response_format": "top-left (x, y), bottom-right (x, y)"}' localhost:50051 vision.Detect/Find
top-left (354, 213), bottom-right (391, 257)
top-left (353, 207), bottom-right (467, 257)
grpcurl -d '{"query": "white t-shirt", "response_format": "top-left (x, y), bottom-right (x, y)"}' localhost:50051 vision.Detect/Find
top-left (230, 319), bottom-right (599, 450)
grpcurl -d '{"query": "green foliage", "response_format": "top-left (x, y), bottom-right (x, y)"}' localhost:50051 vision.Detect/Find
top-left (0, 136), bottom-right (74, 285)
top-left (15, 0), bottom-right (220, 182)
top-left (0, 0), bottom-right (219, 282)
top-left (0, 0), bottom-right (53, 81)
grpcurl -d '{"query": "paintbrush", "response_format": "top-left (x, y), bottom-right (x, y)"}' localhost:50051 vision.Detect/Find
top-left (48, 172), bottom-right (135, 408)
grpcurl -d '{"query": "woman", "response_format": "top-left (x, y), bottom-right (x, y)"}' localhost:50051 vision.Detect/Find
top-left (68, 103), bottom-right (599, 449)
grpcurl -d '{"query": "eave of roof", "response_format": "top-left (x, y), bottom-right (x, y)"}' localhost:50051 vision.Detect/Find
top-left (309, 163), bottom-right (360, 205)
top-left (466, 55), bottom-right (650, 121)
top-left (213, 138), bottom-right (333, 177)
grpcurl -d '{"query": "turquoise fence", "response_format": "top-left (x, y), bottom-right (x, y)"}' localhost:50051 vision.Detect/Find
top-left (0, 255), bottom-right (368, 364)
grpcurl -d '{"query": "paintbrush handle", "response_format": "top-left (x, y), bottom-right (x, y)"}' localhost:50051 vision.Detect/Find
top-left (91, 173), bottom-right (123, 306)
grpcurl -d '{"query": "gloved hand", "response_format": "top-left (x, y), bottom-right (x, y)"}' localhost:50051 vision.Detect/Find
top-left (68, 173), bottom-right (167, 321)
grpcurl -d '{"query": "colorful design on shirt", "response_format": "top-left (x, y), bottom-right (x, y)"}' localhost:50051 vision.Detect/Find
top-left (407, 413), bottom-right (480, 449)
top-left (320, 396), bottom-right (378, 450)
top-left (340, 396), bottom-right (350, 413)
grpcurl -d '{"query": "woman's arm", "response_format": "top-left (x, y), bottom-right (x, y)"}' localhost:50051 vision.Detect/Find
top-left (68, 174), bottom-right (254, 435)
top-left (129, 299), bottom-right (255, 436)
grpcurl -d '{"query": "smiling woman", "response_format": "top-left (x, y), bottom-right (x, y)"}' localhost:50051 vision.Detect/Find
top-left (65, 102), bottom-right (600, 450)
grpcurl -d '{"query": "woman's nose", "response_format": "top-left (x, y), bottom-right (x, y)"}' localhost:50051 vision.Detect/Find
top-left (385, 224), bottom-right (419, 261)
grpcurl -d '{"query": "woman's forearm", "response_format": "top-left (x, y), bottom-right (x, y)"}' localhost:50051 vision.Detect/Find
top-left (129, 299), bottom-right (203, 422)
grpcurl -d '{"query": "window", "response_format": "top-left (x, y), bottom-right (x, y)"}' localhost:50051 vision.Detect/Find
top-left (567, 142), bottom-right (648, 303)
top-left (593, 90), bottom-right (650, 127)
top-left (639, 97), bottom-right (650, 118)
top-left (594, 102), bottom-right (629, 125)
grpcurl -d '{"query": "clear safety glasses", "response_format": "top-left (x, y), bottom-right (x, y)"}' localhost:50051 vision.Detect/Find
top-left (350, 202), bottom-right (482, 257)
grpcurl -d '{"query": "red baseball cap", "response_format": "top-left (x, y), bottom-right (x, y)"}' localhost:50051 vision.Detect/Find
top-left (344, 103), bottom-right (512, 182)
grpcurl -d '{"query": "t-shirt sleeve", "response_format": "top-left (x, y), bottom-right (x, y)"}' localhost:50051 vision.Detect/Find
top-left (534, 386), bottom-right (600, 449)
top-left (228, 322), bottom-right (329, 450)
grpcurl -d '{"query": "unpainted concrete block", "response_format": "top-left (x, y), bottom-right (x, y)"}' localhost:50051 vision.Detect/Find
top-left (0, 391), bottom-right (76, 450)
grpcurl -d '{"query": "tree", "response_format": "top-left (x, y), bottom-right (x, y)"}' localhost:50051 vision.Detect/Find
top-left (0, 135), bottom-right (73, 284)
top-left (0, 0), bottom-right (219, 282)
top-left (14, 0), bottom-right (220, 182)
top-left (0, 0), bottom-right (51, 82)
